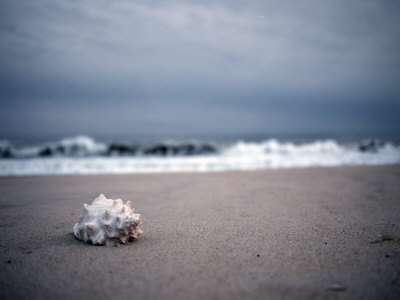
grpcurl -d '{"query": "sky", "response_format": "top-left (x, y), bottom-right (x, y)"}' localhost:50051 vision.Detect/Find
top-left (0, 0), bottom-right (399, 141)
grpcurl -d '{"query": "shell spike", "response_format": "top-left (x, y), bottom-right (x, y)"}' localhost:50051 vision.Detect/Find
top-left (104, 211), bottom-right (111, 221)
top-left (113, 199), bottom-right (123, 207)
top-left (86, 223), bottom-right (97, 233)
top-left (104, 221), bottom-right (112, 229)
top-left (93, 194), bottom-right (107, 204)
top-left (125, 201), bottom-right (131, 208)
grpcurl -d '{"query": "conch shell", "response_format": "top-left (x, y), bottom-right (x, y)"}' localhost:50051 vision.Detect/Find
top-left (73, 194), bottom-right (142, 245)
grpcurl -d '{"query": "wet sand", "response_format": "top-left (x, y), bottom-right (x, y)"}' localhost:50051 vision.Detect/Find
top-left (1, 165), bottom-right (400, 299)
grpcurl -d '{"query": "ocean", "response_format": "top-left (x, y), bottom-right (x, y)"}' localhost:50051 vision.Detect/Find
top-left (0, 135), bottom-right (399, 176)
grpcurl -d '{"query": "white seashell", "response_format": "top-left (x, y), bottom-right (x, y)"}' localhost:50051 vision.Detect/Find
top-left (73, 194), bottom-right (143, 245)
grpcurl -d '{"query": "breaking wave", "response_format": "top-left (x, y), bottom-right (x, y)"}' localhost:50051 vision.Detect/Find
top-left (0, 135), bottom-right (399, 176)
top-left (0, 135), bottom-right (217, 158)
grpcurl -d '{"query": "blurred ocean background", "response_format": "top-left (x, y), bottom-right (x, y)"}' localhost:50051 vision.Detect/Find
top-left (1, 135), bottom-right (399, 176)
top-left (1, 1), bottom-right (399, 175)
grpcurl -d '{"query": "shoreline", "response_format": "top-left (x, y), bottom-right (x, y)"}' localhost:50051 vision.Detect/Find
top-left (1, 165), bottom-right (400, 299)
top-left (1, 163), bottom-right (399, 178)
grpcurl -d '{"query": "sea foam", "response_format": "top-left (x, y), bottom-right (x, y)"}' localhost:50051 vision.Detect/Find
top-left (0, 136), bottom-right (399, 176)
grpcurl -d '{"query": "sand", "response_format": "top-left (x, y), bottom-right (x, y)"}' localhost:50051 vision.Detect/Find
top-left (0, 165), bottom-right (399, 299)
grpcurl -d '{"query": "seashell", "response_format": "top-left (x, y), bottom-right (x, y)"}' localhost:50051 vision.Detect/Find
top-left (73, 194), bottom-right (143, 245)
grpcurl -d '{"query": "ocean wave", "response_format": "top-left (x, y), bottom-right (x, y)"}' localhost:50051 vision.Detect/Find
top-left (0, 135), bottom-right (394, 158)
top-left (0, 135), bottom-right (218, 158)
top-left (0, 136), bottom-right (399, 175)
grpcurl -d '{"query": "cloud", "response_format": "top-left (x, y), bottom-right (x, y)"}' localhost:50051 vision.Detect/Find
top-left (0, 0), bottom-right (399, 139)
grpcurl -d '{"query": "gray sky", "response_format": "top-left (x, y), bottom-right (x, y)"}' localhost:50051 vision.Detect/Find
top-left (1, 0), bottom-right (399, 141)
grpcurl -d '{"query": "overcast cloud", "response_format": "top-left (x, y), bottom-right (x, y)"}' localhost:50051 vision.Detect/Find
top-left (0, 0), bottom-right (399, 141)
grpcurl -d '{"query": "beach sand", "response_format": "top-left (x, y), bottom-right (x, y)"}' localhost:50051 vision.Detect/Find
top-left (1, 165), bottom-right (399, 299)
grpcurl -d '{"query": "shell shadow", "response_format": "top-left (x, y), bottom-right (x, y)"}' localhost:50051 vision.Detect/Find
top-left (56, 231), bottom-right (146, 247)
